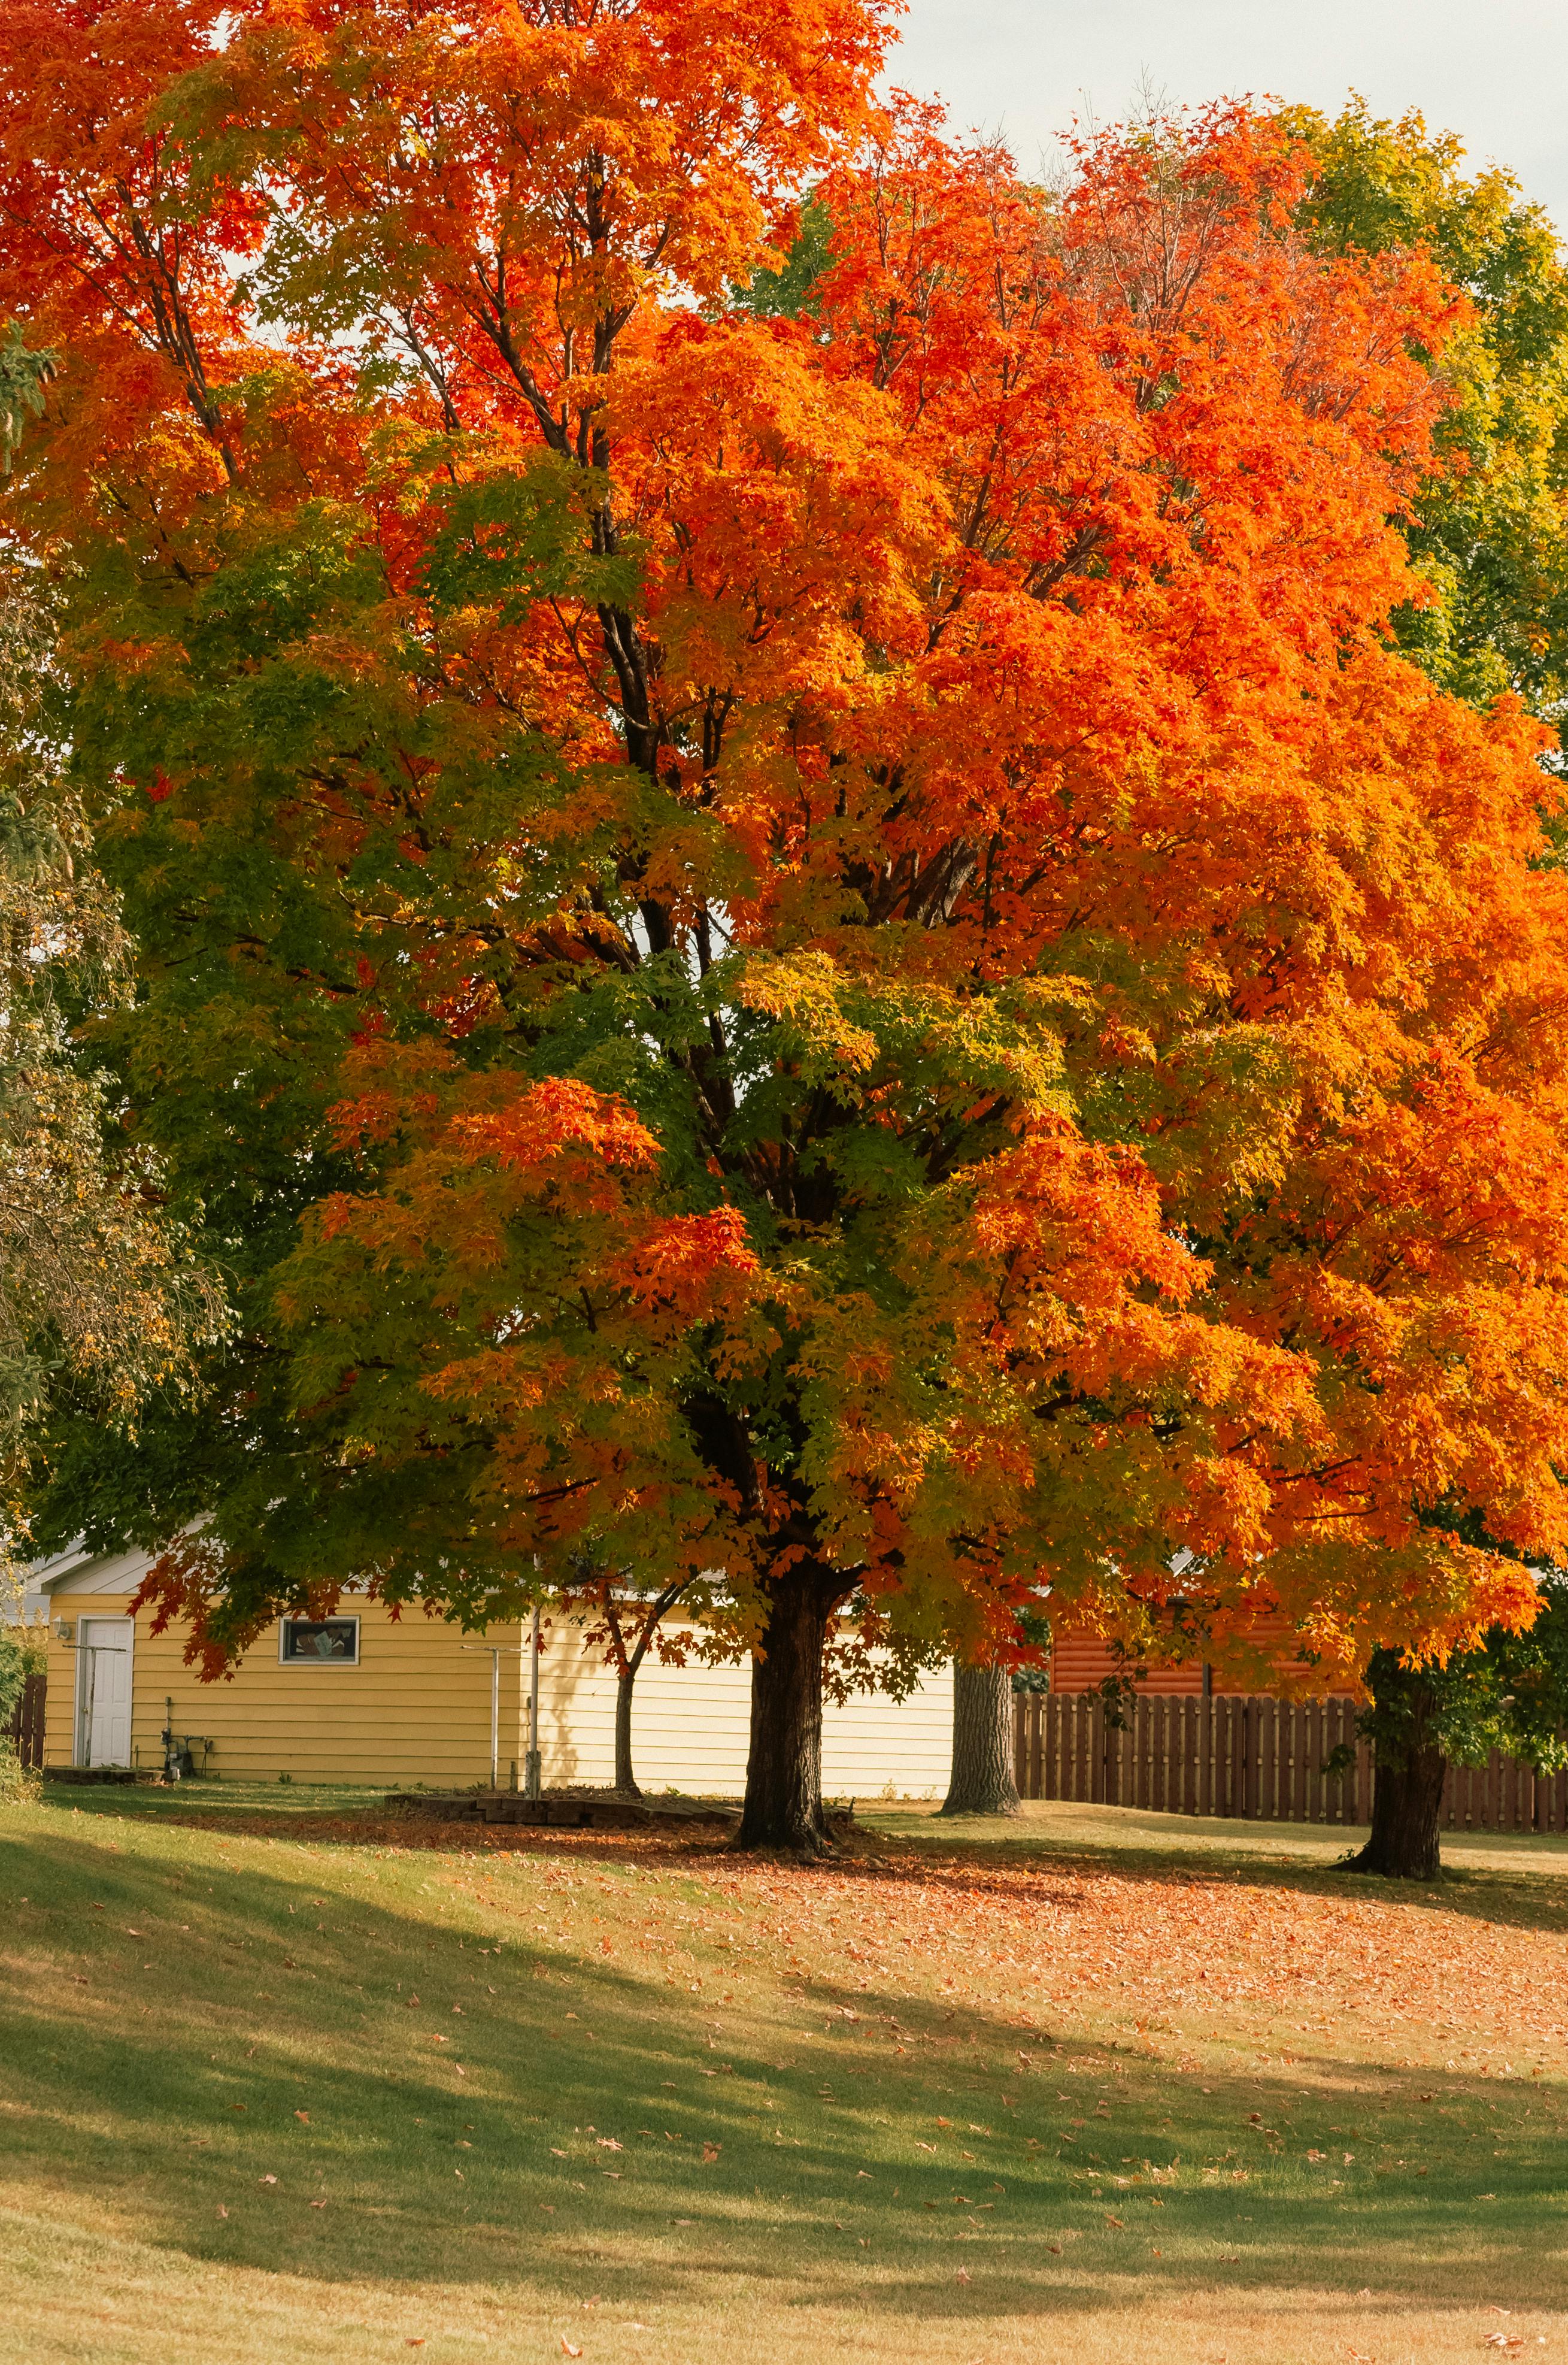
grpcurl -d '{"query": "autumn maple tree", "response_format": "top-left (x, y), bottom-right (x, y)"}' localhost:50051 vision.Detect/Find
top-left (10, 2), bottom-right (1568, 1855)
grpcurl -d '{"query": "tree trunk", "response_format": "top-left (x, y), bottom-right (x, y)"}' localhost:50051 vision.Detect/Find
top-left (612, 1667), bottom-right (641, 1799)
top-left (1347, 1673), bottom-right (1446, 1879)
top-left (602, 1579), bottom-right (686, 1802)
top-left (737, 1565), bottom-right (844, 1853)
top-left (941, 1659), bottom-right (1023, 1818)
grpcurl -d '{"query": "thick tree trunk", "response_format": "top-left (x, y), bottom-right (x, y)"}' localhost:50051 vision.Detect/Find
top-left (941, 1660), bottom-right (1022, 1818)
top-left (1347, 1675), bottom-right (1446, 1879)
top-left (737, 1566), bottom-right (844, 1853)
top-left (612, 1668), bottom-right (641, 1799)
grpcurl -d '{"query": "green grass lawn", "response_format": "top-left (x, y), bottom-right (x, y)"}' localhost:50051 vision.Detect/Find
top-left (3, 1786), bottom-right (1566, 2363)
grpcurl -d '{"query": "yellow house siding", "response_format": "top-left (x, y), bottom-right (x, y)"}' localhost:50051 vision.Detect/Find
top-left (822, 1677), bottom-right (954, 1798)
top-left (535, 1639), bottom-right (753, 1792)
top-left (41, 1571), bottom-right (954, 1796)
top-left (46, 1596), bottom-right (524, 1786)
top-left (532, 1629), bottom-right (952, 1798)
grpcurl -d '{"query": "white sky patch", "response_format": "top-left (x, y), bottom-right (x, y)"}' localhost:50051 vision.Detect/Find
top-left (891, 0), bottom-right (1568, 233)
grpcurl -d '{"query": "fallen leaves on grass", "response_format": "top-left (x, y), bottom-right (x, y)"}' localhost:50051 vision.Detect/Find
top-left (615, 1842), bottom-right (1568, 2074)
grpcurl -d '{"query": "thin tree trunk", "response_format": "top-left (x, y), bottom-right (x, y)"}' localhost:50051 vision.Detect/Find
top-left (737, 1565), bottom-right (844, 1853)
top-left (603, 1579), bottom-right (686, 1801)
top-left (941, 1660), bottom-right (1022, 1817)
top-left (612, 1667), bottom-right (641, 1799)
top-left (1347, 1676), bottom-right (1446, 1879)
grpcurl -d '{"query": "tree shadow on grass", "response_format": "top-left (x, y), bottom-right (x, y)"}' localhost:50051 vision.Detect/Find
top-left (4, 1812), bottom-right (1568, 2334)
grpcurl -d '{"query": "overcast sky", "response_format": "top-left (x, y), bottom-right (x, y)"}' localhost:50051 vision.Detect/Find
top-left (889, 1), bottom-right (1568, 231)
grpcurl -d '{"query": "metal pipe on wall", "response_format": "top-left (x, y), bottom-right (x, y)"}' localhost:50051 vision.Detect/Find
top-left (525, 1604), bottom-right (542, 1798)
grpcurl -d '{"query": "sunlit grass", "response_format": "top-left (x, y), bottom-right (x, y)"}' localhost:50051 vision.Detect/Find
top-left (2, 1788), bottom-right (1566, 2362)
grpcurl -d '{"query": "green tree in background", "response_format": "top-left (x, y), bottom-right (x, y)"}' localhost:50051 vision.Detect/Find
top-left (0, 340), bottom-right (227, 1574)
top-left (1288, 97), bottom-right (1568, 731)
top-left (0, 570), bottom-right (229, 1555)
top-left (0, 1615), bottom-right (22, 1725)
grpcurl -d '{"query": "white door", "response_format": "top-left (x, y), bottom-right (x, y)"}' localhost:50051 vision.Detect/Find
top-left (77, 1618), bottom-right (134, 1767)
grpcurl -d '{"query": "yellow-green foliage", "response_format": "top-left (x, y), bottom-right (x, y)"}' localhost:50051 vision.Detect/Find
top-left (1286, 97), bottom-right (1568, 726)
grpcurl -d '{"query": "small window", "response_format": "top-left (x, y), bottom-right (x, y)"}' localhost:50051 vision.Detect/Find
top-left (279, 1616), bottom-right (359, 1665)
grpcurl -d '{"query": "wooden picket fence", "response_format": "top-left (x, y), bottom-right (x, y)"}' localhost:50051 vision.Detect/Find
top-left (1014, 1691), bottom-right (1568, 1833)
top-left (5, 1671), bottom-right (45, 1769)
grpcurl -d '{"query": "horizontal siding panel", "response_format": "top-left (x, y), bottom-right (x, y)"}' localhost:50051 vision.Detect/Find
top-left (144, 1700), bottom-right (510, 1719)
top-left (823, 1683), bottom-right (953, 1796)
top-left (147, 1682), bottom-right (520, 1703)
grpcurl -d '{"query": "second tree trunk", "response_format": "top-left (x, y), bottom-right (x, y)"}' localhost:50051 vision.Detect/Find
top-left (1348, 1666), bottom-right (1446, 1879)
top-left (612, 1668), bottom-right (641, 1798)
top-left (941, 1660), bottom-right (1022, 1817)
